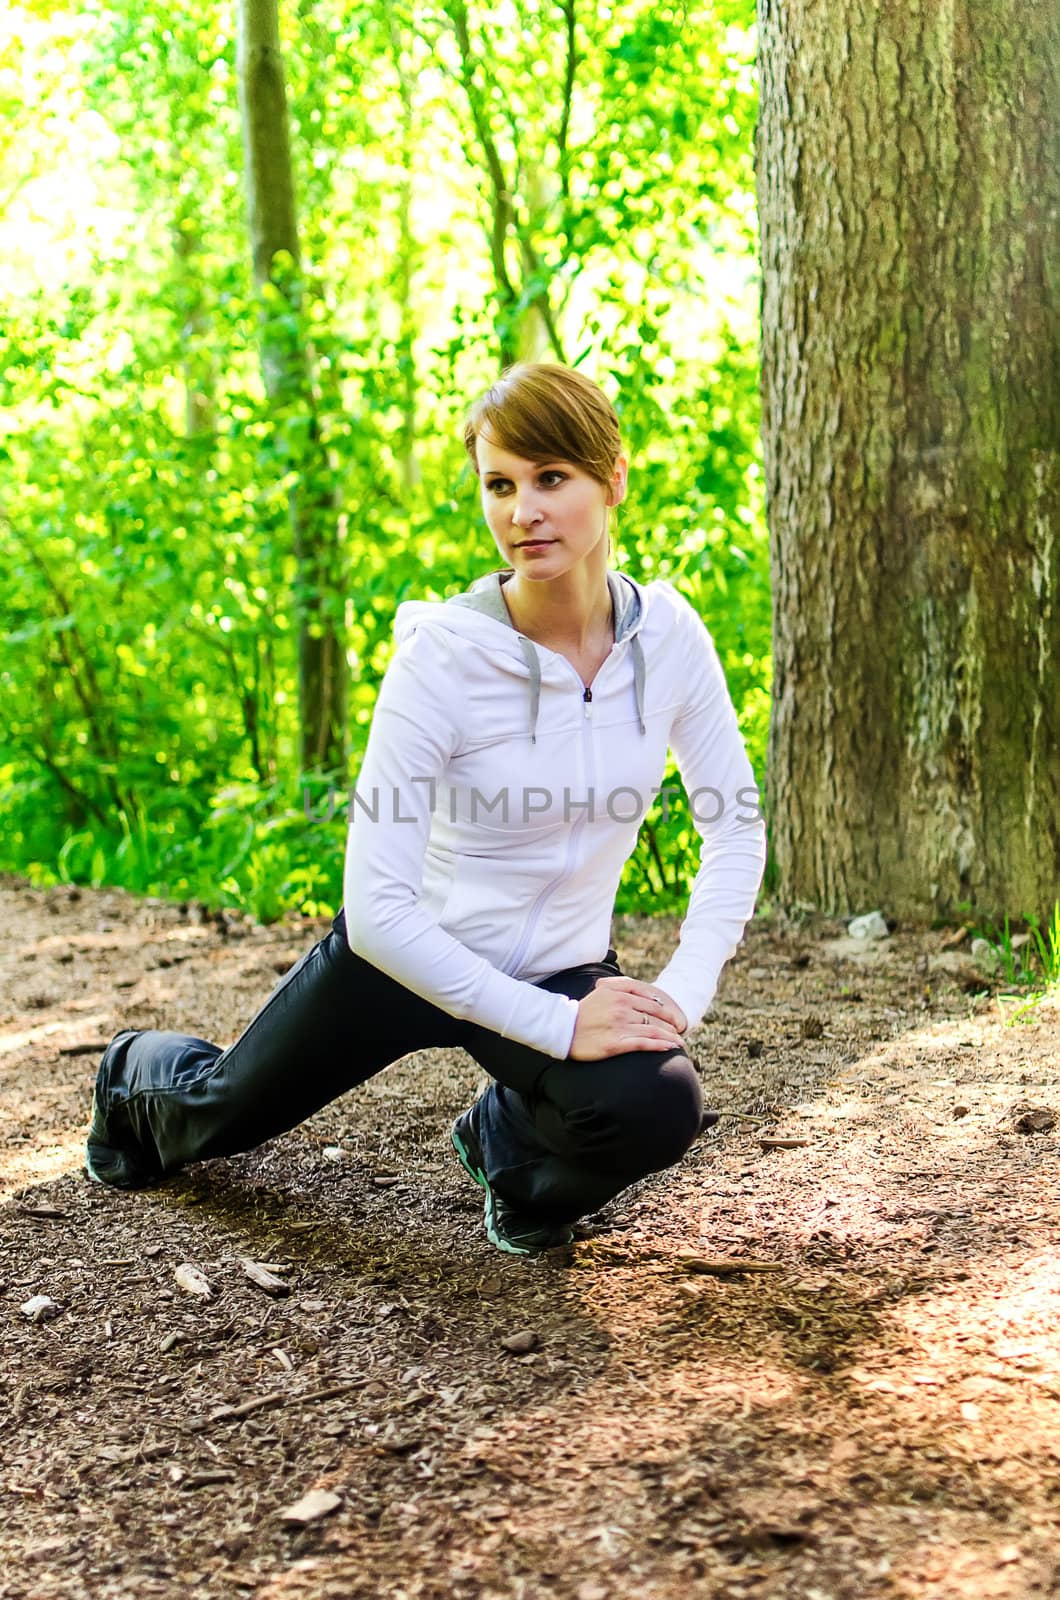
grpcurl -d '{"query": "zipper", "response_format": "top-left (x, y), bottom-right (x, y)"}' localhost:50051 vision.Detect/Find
top-left (501, 660), bottom-right (603, 976)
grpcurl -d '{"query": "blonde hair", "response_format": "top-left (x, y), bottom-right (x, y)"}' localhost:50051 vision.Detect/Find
top-left (463, 363), bottom-right (623, 494)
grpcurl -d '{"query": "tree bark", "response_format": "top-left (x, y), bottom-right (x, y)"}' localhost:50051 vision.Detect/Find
top-left (236, 0), bottom-right (347, 776)
top-left (757, 0), bottom-right (1060, 922)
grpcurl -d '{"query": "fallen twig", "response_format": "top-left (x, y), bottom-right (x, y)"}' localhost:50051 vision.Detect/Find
top-left (206, 1378), bottom-right (363, 1426)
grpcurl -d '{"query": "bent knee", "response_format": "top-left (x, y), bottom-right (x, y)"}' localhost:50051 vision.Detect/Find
top-left (611, 1052), bottom-right (703, 1173)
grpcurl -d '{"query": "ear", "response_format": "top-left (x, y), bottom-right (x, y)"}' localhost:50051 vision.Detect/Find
top-left (605, 453), bottom-right (629, 507)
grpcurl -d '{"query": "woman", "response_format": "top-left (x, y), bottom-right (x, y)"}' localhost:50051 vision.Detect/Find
top-left (87, 363), bottom-right (767, 1256)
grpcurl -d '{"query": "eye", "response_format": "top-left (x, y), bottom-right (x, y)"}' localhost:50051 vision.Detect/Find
top-left (540, 471), bottom-right (566, 487)
top-left (484, 477), bottom-right (512, 495)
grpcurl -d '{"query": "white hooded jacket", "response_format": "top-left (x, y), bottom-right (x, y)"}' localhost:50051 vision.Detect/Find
top-left (343, 569), bottom-right (767, 1059)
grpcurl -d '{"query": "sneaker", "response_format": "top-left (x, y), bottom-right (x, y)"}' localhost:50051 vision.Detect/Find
top-left (450, 1107), bottom-right (573, 1257)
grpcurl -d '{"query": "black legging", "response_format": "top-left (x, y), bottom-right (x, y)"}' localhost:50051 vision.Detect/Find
top-left (89, 910), bottom-right (705, 1224)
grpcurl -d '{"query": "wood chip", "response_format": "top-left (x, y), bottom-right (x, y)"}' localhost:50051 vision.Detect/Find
top-left (278, 1489), bottom-right (342, 1524)
top-left (375, 1432), bottom-right (420, 1455)
top-left (174, 1264), bottom-right (215, 1300)
top-left (675, 1255), bottom-right (785, 1276)
top-left (15, 1202), bottom-right (66, 1220)
top-left (238, 1258), bottom-right (290, 1297)
top-left (759, 1137), bottom-right (812, 1150)
top-left (57, 1039), bottom-right (110, 1055)
top-left (182, 1471), bottom-right (236, 1491)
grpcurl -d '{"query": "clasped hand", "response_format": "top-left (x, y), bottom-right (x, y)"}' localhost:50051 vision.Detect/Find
top-left (569, 976), bottom-right (687, 1060)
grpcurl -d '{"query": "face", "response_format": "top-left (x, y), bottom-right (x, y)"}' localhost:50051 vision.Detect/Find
top-left (476, 431), bottom-right (627, 581)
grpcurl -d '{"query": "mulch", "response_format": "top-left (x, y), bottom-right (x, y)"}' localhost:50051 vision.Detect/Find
top-left (1, 880), bottom-right (1058, 1600)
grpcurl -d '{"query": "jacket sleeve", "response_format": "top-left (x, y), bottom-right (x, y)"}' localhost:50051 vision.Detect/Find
top-left (342, 628), bottom-right (579, 1059)
top-left (651, 594), bottom-right (767, 1030)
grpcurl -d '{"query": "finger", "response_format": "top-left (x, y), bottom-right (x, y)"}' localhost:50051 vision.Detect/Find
top-left (620, 1031), bottom-right (686, 1054)
top-left (627, 999), bottom-right (684, 1033)
top-left (620, 1016), bottom-right (685, 1044)
top-left (622, 982), bottom-right (684, 1029)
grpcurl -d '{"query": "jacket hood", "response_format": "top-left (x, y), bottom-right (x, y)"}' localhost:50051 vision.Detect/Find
top-left (393, 568), bottom-right (647, 745)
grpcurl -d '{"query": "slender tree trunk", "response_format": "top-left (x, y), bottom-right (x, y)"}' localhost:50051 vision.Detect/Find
top-left (174, 220), bottom-right (215, 439)
top-left (447, 0), bottom-right (566, 370)
top-left (236, 0), bottom-right (347, 776)
top-left (757, 0), bottom-right (1060, 922)
top-left (386, 6), bottom-right (420, 496)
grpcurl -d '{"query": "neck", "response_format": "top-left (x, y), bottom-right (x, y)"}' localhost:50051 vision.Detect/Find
top-left (502, 552), bottom-right (613, 652)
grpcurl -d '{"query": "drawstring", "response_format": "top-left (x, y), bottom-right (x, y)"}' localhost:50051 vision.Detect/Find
top-left (629, 632), bottom-right (647, 735)
top-left (516, 635), bottom-right (542, 745)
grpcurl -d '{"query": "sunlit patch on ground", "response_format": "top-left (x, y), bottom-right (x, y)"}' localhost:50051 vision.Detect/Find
top-left (0, 1130), bottom-right (88, 1198)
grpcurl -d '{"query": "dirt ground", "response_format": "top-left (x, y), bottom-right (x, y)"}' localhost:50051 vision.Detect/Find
top-left (1, 878), bottom-right (1059, 1600)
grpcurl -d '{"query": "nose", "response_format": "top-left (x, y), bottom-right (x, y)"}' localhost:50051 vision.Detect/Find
top-left (511, 492), bottom-right (542, 530)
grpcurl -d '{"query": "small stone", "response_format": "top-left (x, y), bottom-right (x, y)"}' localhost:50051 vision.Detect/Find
top-left (970, 937), bottom-right (1000, 971)
top-left (321, 1146), bottom-right (344, 1163)
top-left (952, 1104), bottom-right (971, 1119)
top-left (848, 911), bottom-right (890, 941)
top-left (20, 1295), bottom-right (60, 1323)
top-left (500, 1329), bottom-right (539, 1354)
top-left (746, 1039), bottom-right (764, 1059)
top-left (1013, 1106), bottom-right (1056, 1135)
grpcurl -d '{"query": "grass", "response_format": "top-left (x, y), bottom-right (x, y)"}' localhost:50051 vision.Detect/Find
top-left (971, 902), bottom-right (1060, 1025)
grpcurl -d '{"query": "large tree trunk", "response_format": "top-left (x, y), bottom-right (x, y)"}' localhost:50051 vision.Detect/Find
top-left (757, 0), bottom-right (1060, 923)
top-left (236, 0), bottom-right (347, 776)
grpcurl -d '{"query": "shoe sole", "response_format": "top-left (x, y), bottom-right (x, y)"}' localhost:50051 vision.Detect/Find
top-left (450, 1119), bottom-right (573, 1257)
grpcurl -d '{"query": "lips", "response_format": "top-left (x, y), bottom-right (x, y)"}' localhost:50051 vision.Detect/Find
top-left (515, 539), bottom-right (555, 549)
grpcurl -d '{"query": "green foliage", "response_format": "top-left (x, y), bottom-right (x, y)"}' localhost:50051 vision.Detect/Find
top-left (0, 0), bottom-right (768, 923)
top-left (973, 903), bottom-right (1060, 1024)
